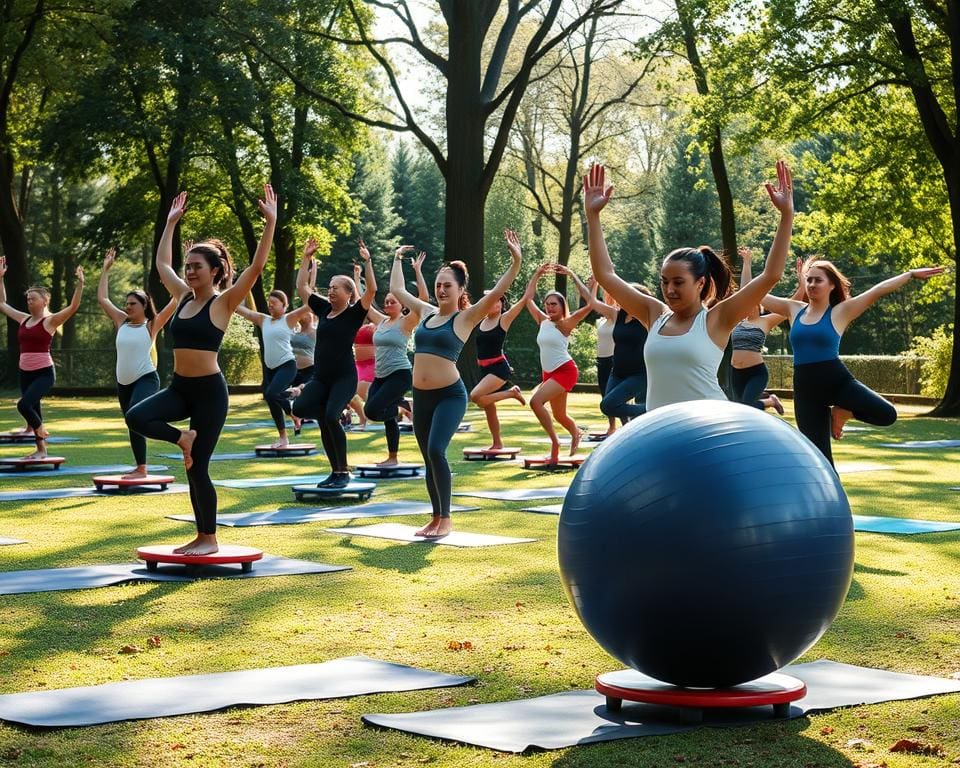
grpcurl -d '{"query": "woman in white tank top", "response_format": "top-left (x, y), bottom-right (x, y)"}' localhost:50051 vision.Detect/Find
top-left (98, 248), bottom-right (177, 477)
top-left (522, 263), bottom-right (594, 461)
top-left (234, 287), bottom-right (314, 448)
top-left (583, 160), bottom-right (795, 412)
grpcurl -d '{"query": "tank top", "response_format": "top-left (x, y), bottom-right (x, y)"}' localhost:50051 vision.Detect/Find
top-left (537, 319), bottom-right (573, 373)
top-left (644, 308), bottom-right (726, 411)
top-left (115, 323), bottom-right (156, 385)
top-left (18, 318), bottom-right (54, 371)
top-left (414, 311), bottom-right (464, 362)
top-left (169, 295), bottom-right (224, 352)
top-left (355, 323), bottom-right (375, 345)
top-left (261, 316), bottom-right (296, 369)
top-left (308, 294), bottom-right (368, 377)
top-left (374, 319), bottom-right (412, 378)
top-left (596, 317), bottom-right (615, 358)
top-left (790, 305), bottom-right (841, 365)
top-left (291, 325), bottom-right (316, 360)
top-left (731, 322), bottom-right (767, 353)
top-left (476, 319), bottom-right (507, 361)
top-left (612, 310), bottom-right (648, 378)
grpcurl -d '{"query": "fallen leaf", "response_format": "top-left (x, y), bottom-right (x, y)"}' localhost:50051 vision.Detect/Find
top-left (119, 645), bottom-right (141, 655)
top-left (889, 739), bottom-right (944, 756)
top-left (820, 726), bottom-right (835, 735)
top-left (147, 636), bottom-right (161, 648)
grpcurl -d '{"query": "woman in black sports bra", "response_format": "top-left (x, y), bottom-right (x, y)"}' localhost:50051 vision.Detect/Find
top-left (126, 186), bottom-right (277, 555)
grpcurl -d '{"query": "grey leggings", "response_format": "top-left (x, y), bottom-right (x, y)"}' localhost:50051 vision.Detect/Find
top-left (413, 381), bottom-right (467, 518)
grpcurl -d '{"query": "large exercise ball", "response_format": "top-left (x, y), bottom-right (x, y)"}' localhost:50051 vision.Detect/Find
top-left (558, 400), bottom-right (854, 689)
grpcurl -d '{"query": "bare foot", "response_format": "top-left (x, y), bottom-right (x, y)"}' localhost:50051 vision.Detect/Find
top-left (415, 517), bottom-right (440, 537)
top-left (175, 534), bottom-right (219, 556)
top-left (831, 407), bottom-right (853, 440)
top-left (768, 394), bottom-right (785, 416)
top-left (271, 435), bottom-right (289, 449)
top-left (21, 450), bottom-right (45, 461)
top-left (122, 465), bottom-right (149, 480)
top-left (35, 425), bottom-right (49, 440)
top-left (14, 426), bottom-right (34, 436)
top-left (376, 457), bottom-right (399, 467)
top-left (511, 386), bottom-right (526, 406)
top-left (173, 535), bottom-right (201, 554)
top-left (177, 429), bottom-right (197, 471)
top-left (424, 518), bottom-right (452, 539)
top-left (569, 429), bottom-right (581, 457)
top-left (357, 420), bottom-right (368, 431)
top-left (487, 443), bottom-right (504, 451)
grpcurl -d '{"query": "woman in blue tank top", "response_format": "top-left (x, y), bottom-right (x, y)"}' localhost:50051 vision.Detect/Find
top-left (390, 230), bottom-right (523, 539)
top-left (763, 259), bottom-right (944, 465)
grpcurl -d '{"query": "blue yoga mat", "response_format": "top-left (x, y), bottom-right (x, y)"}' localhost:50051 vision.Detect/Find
top-left (216, 474), bottom-right (335, 489)
top-left (166, 501), bottom-right (479, 527)
top-left (0, 484), bottom-right (189, 503)
top-left (0, 555), bottom-right (349, 596)
top-left (880, 440), bottom-right (960, 449)
top-left (159, 452), bottom-right (261, 462)
top-left (0, 464), bottom-right (170, 479)
top-left (0, 655), bottom-right (472, 727)
top-left (852, 514), bottom-right (960, 534)
top-left (453, 487), bottom-right (569, 501)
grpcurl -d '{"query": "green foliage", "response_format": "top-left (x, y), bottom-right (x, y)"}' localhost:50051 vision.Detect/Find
top-left (392, 142), bottom-right (445, 264)
top-left (910, 325), bottom-right (953, 398)
top-left (659, 134), bottom-right (721, 249)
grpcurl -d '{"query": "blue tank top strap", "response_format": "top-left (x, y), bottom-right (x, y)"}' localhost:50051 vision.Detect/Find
top-left (790, 305), bottom-right (841, 365)
top-left (414, 311), bottom-right (464, 362)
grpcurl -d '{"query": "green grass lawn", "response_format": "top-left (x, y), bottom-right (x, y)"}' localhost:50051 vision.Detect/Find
top-left (0, 392), bottom-right (959, 767)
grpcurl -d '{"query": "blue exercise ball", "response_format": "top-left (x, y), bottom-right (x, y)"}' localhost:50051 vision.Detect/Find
top-left (558, 400), bottom-right (854, 689)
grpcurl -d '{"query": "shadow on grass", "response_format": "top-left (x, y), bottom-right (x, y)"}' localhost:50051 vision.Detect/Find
top-left (332, 535), bottom-right (434, 574)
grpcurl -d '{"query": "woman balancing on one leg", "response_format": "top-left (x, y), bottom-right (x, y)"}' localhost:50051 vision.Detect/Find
top-left (762, 259), bottom-right (944, 466)
top-left (0, 260), bottom-right (84, 459)
top-left (233, 290), bottom-right (313, 448)
top-left (292, 238), bottom-right (377, 488)
top-left (523, 263), bottom-right (594, 461)
top-left (97, 248), bottom-right (177, 477)
top-left (390, 230), bottom-right (523, 538)
top-left (588, 276), bottom-right (650, 423)
top-left (730, 246), bottom-right (788, 414)
top-left (469, 289), bottom-right (527, 451)
top-left (592, 279), bottom-right (618, 437)
top-left (584, 160), bottom-right (795, 411)
top-left (126, 185), bottom-right (277, 555)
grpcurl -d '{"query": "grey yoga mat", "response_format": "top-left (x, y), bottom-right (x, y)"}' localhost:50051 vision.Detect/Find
top-left (215, 474), bottom-right (335, 489)
top-left (880, 439), bottom-right (960, 449)
top-left (363, 660), bottom-right (960, 753)
top-left (0, 484), bottom-right (189, 503)
top-left (0, 464), bottom-right (170, 479)
top-left (0, 537), bottom-right (25, 546)
top-left (166, 501), bottom-right (479, 527)
top-left (0, 555), bottom-right (349, 596)
top-left (0, 655), bottom-right (474, 727)
top-left (326, 523), bottom-right (536, 547)
top-left (453, 486), bottom-right (569, 502)
top-left (159, 452), bottom-right (260, 462)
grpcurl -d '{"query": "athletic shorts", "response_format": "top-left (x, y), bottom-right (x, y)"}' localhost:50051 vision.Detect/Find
top-left (542, 359), bottom-right (578, 392)
top-left (355, 358), bottom-right (375, 383)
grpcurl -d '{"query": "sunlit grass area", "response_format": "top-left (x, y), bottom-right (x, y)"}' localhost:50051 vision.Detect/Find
top-left (0, 392), bottom-right (958, 767)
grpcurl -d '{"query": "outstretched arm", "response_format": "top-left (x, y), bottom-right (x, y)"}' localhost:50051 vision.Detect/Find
top-left (296, 238), bottom-right (319, 308)
top-left (390, 245), bottom-right (435, 316)
top-left (586, 275), bottom-right (618, 320)
top-left (217, 184), bottom-right (277, 315)
top-left (412, 251), bottom-right (431, 301)
top-left (835, 266), bottom-right (946, 330)
top-left (0, 257), bottom-right (29, 324)
top-left (459, 229), bottom-right (524, 328)
top-left (150, 298), bottom-right (178, 340)
top-left (583, 164), bottom-right (665, 328)
top-left (284, 303), bottom-right (315, 329)
top-left (554, 265), bottom-right (594, 332)
top-left (46, 266), bottom-right (85, 331)
top-left (97, 249), bottom-right (127, 328)
top-left (356, 239), bottom-right (378, 310)
top-left (233, 303), bottom-right (264, 326)
top-left (523, 264), bottom-right (552, 324)
top-left (157, 192), bottom-right (192, 301)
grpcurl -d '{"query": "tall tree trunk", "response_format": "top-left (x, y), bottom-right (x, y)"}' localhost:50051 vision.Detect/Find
top-left (0, 153), bottom-right (29, 379)
top-left (930, 166), bottom-right (960, 415)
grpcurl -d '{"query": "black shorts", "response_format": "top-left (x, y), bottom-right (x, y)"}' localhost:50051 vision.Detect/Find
top-left (478, 359), bottom-right (513, 385)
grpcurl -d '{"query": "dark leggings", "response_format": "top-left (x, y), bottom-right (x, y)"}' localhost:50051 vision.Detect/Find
top-left (794, 358), bottom-right (897, 467)
top-left (413, 380), bottom-right (467, 518)
top-left (731, 363), bottom-right (769, 410)
top-left (126, 372), bottom-right (228, 534)
top-left (600, 371), bottom-right (647, 421)
top-left (293, 369), bottom-right (357, 472)
top-left (364, 368), bottom-right (413, 455)
top-left (263, 359), bottom-right (297, 431)
top-left (596, 356), bottom-right (613, 395)
top-left (117, 371), bottom-right (161, 465)
top-left (18, 366), bottom-right (55, 429)
top-left (292, 364), bottom-right (314, 387)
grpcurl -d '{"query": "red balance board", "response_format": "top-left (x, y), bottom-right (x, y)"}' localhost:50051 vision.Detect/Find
top-left (136, 545), bottom-right (264, 573)
top-left (93, 474), bottom-right (175, 492)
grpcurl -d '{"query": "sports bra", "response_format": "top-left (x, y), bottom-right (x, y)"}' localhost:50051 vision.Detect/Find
top-left (414, 311), bottom-right (464, 362)
top-left (790, 305), bottom-right (841, 365)
top-left (476, 319), bottom-right (507, 361)
top-left (731, 322), bottom-right (766, 353)
top-left (355, 323), bottom-right (375, 345)
top-left (169, 295), bottom-right (224, 352)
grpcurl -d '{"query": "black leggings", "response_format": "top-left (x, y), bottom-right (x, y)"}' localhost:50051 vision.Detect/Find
top-left (263, 359), bottom-right (297, 432)
top-left (18, 366), bottom-right (55, 430)
top-left (794, 358), bottom-right (897, 466)
top-left (600, 371), bottom-right (647, 421)
top-left (731, 363), bottom-right (769, 410)
top-left (364, 368), bottom-right (412, 455)
top-left (292, 364), bottom-right (314, 387)
top-left (596, 356), bottom-right (613, 395)
top-left (126, 372), bottom-right (228, 534)
top-left (413, 380), bottom-right (467, 518)
top-left (293, 369), bottom-right (357, 472)
top-left (117, 371), bottom-right (161, 465)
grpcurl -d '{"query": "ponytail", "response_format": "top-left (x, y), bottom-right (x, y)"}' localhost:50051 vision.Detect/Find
top-left (188, 240), bottom-right (234, 289)
top-left (664, 246), bottom-right (733, 306)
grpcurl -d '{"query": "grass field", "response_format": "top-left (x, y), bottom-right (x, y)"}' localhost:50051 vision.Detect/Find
top-left (0, 392), bottom-right (958, 767)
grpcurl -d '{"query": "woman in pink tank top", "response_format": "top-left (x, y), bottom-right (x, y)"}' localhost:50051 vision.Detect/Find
top-left (0, 257), bottom-right (84, 459)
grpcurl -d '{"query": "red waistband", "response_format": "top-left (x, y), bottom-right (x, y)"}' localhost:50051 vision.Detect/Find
top-left (478, 355), bottom-right (506, 367)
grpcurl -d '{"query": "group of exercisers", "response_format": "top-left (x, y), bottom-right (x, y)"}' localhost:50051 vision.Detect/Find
top-left (0, 159), bottom-right (944, 551)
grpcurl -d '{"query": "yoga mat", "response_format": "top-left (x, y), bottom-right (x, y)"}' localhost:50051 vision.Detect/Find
top-left (159, 452), bottom-right (260, 462)
top-left (325, 523), bottom-right (536, 547)
top-left (852, 514), bottom-right (960, 534)
top-left (521, 504), bottom-right (563, 515)
top-left (363, 660), bottom-right (960, 753)
top-left (836, 462), bottom-right (893, 474)
top-left (0, 435), bottom-right (79, 444)
top-left (453, 487), bottom-right (569, 502)
top-left (880, 439), bottom-right (960, 449)
top-left (0, 655), bottom-right (473, 727)
top-left (216, 474), bottom-right (335, 489)
top-left (0, 537), bottom-right (25, 546)
top-left (0, 484), bottom-right (190, 502)
top-left (0, 555), bottom-right (348, 595)
top-left (167, 501), bottom-right (479, 527)
top-left (221, 420), bottom-right (277, 431)
top-left (0, 463), bottom-right (169, 479)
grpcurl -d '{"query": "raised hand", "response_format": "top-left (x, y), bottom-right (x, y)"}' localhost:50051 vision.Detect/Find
top-left (303, 237), bottom-right (318, 260)
top-left (103, 248), bottom-right (117, 271)
top-left (183, 239), bottom-right (194, 254)
top-left (910, 266), bottom-right (947, 280)
top-left (504, 229), bottom-right (522, 262)
top-left (764, 160), bottom-right (794, 215)
top-left (412, 251), bottom-right (426, 271)
top-left (395, 244), bottom-right (415, 260)
top-left (167, 192), bottom-right (188, 225)
top-left (75, 265), bottom-right (85, 284)
top-left (554, 263), bottom-right (573, 276)
top-left (738, 246), bottom-right (752, 264)
top-left (258, 184), bottom-right (278, 223)
top-left (357, 238), bottom-right (371, 262)
top-left (582, 164), bottom-right (614, 215)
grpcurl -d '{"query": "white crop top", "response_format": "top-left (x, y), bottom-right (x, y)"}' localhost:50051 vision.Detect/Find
top-left (115, 322), bottom-right (156, 386)
top-left (596, 317), bottom-right (615, 358)
top-left (537, 319), bottom-right (573, 373)
top-left (262, 316), bottom-right (296, 369)
top-left (643, 308), bottom-right (726, 411)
